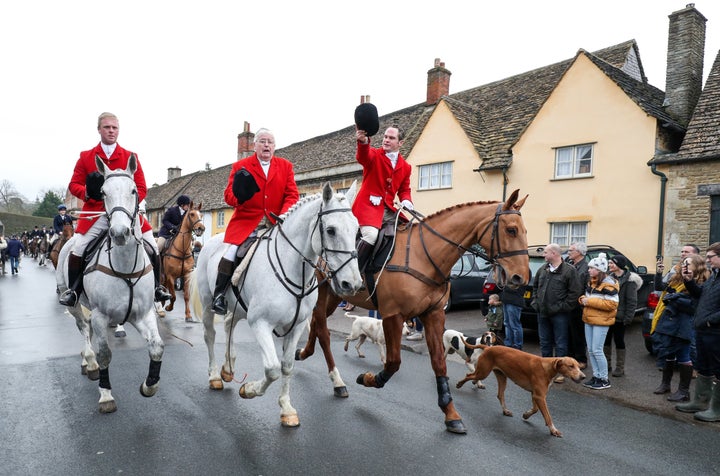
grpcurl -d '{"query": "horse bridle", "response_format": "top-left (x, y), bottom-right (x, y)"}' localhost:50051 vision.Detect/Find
top-left (389, 203), bottom-right (528, 288)
top-left (265, 201), bottom-right (357, 337)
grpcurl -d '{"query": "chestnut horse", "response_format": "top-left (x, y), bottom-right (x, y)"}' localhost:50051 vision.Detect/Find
top-left (50, 223), bottom-right (75, 269)
top-left (159, 202), bottom-right (205, 321)
top-left (297, 190), bottom-right (529, 434)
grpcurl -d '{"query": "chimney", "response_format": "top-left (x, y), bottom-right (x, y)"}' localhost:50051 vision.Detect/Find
top-left (167, 167), bottom-right (181, 182)
top-left (664, 4), bottom-right (707, 127)
top-left (237, 121), bottom-right (255, 159)
top-left (426, 58), bottom-right (451, 105)
top-left (360, 94), bottom-right (371, 104)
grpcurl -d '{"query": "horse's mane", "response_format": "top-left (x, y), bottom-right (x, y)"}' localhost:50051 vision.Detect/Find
top-left (279, 193), bottom-right (322, 220)
top-left (421, 200), bottom-right (500, 221)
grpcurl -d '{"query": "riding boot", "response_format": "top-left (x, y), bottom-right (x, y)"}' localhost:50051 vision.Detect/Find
top-left (150, 249), bottom-right (172, 302)
top-left (212, 258), bottom-right (235, 315)
top-left (694, 379), bottom-right (720, 422)
top-left (654, 361), bottom-right (674, 394)
top-left (59, 254), bottom-right (83, 307)
top-left (603, 346), bottom-right (612, 373)
top-left (357, 239), bottom-right (374, 273)
top-left (667, 364), bottom-right (693, 402)
top-left (677, 375), bottom-right (713, 413)
top-left (612, 349), bottom-right (626, 377)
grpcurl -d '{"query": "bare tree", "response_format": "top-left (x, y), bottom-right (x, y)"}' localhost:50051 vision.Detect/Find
top-left (0, 180), bottom-right (28, 213)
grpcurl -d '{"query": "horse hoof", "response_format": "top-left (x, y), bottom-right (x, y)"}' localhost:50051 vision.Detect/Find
top-left (81, 364), bottom-right (87, 376)
top-left (166, 305), bottom-right (174, 312)
top-left (239, 384), bottom-right (252, 399)
top-left (87, 369), bottom-right (100, 381)
top-left (185, 317), bottom-right (196, 323)
top-left (294, 348), bottom-right (304, 361)
top-left (333, 386), bottom-right (349, 398)
top-left (115, 330), bottom-right (126, 338)
top-left (99, 401), bottom-right (117, 414)
top-left (445, 419), bottom-right (467, 435)
top-left (281, 414), bottom-right (300, 427)
top-left (209, 379), bottom-right (224, 390)
top-left (221, 368), bottom-right (234, 383)
top-left (140, 382), bottom-right (159, 398)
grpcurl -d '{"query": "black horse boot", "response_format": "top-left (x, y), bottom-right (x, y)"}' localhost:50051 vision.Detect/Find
top-left (212, 258), bottom-right (235, 315)
top-left (357, 239), bottom-right (374, 273)
top-left (59, 254), bottom-right (83, 306)
top-left (150, 249), bottom-right (172, 302)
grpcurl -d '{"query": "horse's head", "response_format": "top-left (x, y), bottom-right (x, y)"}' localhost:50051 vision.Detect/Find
top-left (187, 202), bottom-right (205, 237)
top-left (490, 189), bottom-right (529, 288)
top-left (95, 154), bottom-right (139, 247)
top-left (312, 182), bottom-right (363, 295)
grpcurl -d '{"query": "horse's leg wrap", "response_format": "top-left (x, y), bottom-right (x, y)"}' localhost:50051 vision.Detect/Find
top-left (436, 376), bottom-right (453, 408)
top-left (99, 368), bottom-right (111, 390)
top-left (146, 360), bottom-right (162, 387)
top-left (357, 369), bottom-right (392, 388)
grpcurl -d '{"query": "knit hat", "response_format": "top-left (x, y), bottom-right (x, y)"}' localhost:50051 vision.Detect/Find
top-left (610, 254), bottom-right (628, 270)
top-left (588, 252), bottom-right (608, 272)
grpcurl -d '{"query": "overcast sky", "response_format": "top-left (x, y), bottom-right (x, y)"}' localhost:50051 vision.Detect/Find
top-left (2, 0), bottom-right (719, 202)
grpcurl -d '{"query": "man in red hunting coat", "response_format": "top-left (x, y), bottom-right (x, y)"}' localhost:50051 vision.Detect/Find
top-left (58, 112), bottom-right (171, 307)
top-left (353, 125), bottom-right (413, 271)
top-left (211, 128), bottom-right (299, 314)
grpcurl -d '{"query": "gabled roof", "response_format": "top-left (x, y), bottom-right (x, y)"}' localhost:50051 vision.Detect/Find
top-left (147, 40), bottom-right (679, 209)
top-left (650, 50), bottom-right (720, 165)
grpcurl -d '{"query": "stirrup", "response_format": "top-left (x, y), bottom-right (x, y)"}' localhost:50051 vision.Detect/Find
top-left (155, 285), bottom-right (172, 302)
top-left (212, 295), bottom-right (227, 315)
top-left (59, 289), bottom-right (78, 307)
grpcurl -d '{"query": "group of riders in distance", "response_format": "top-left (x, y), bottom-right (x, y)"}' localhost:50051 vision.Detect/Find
top-left (51, 110), bottom-right (530, 435)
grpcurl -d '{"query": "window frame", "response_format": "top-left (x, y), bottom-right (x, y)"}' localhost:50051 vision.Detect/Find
top-left (550, 221), bottom-right (588, 247)
top-left (553, 143), bottom-right (594, 179)
top-left (417, 161), bottom-right (453, 190)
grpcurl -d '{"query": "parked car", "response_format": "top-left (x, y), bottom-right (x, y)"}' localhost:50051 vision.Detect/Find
top-left (444, 252), bottom-right (492, 311)
top-left (481, 244), bottom-right (653, 330)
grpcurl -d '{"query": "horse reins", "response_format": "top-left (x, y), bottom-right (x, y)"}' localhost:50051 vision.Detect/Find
top-left (264, 202), bottom-right (357, 338)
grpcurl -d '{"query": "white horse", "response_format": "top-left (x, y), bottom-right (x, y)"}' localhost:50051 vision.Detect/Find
top-left (56, 155), bottom-right (164, 414)
top-left (190, 182), bottom-right (362, 427)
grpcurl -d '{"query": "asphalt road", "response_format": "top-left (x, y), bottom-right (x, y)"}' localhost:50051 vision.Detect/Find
top-left (2, 257), bottom-right (719, 476)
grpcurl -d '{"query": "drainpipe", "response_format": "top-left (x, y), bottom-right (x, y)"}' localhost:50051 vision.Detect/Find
top-left (501, 167), bottom-right (509, 201)
top-left (651, 164), bottom-right (667, 258)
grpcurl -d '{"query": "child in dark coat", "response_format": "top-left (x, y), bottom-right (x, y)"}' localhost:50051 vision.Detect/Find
top-left (485, 294), bottom-right (504, 335)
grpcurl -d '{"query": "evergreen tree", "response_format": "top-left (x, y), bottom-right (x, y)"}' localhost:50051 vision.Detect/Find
top-left (33, 191), bottom-right (64, 218)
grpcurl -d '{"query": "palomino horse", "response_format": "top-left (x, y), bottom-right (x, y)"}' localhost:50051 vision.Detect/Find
top-left (50, 222), bottom-right (75, 269)
top-left (189, 182), bottom-right (362, 427)
top-left (159, 202), bottom-right (205, 321)
top-left (56, 155), bottom-right (164, 413)
top-left (297, 190), bottom-right (530, 434)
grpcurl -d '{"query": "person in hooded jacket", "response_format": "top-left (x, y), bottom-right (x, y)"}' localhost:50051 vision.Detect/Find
top-left (579, 253), bottom-right (619, 390)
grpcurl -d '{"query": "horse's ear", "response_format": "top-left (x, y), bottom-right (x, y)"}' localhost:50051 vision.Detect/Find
top-left (127, 154), bottom-right (138, 175)
top-left (95, 155), bottom-right (108, 176)
top-left (197, 202), bottom-right (202, 211)
top-left (322, 182), bottom-right (333, 202)
top-left (345, 180), bottom-right (358, 206)
top-left (502, 189), bottom-right (528, 211)
top-left (513, 194), bottom-right (528, 211)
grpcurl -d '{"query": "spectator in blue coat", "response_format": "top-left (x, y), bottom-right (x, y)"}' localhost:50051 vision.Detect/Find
top-left (6, 235), bottom-right (25, 275)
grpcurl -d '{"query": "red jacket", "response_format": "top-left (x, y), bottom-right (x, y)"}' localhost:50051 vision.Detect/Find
top-left (223, 154), bottom-right (299, 244)
top-left (68, 143), bottom-right (151, 235)
top-left (352, 142), bottom-right (412, 227)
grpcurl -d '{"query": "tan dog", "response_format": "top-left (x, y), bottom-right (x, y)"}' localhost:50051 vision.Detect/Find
top-left (456, 339), bottom-right (585, 437)
top-left (443, 330), bottom-right (503, 389)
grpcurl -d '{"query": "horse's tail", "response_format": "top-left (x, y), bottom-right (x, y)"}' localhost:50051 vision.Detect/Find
top-left (188, 269), bottom-right (203, 321)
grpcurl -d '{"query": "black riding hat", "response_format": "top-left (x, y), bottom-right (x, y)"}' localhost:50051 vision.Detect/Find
top-left (177, 195), bottom-right (191, 206)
